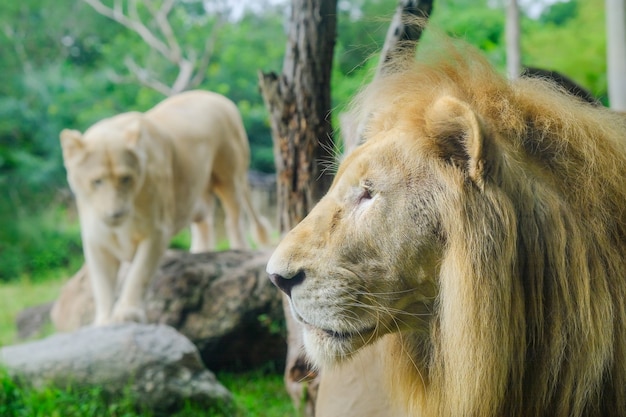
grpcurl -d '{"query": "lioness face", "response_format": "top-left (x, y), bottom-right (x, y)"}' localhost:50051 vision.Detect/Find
top-left (61, 127), bottom-right (145, 227)
top-left (74, 150), bottom-right (143, 226)
top-left (267, 129), bottom-right (443, 366)
top-left (69, 148), bottom-right (143, 227)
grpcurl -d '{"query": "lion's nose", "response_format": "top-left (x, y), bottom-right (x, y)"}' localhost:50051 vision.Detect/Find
top-left (268, 271), bottom-right (305, 297)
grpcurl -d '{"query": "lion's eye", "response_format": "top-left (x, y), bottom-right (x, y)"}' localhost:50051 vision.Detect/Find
top-left (359, 188), bottom-right (372, 201)
top-left (358, 180), bottom-right (374, 203)
top-left (119, 175), bottom-right (133, 186)
top-left (91, 178), bottom-right (103, 188)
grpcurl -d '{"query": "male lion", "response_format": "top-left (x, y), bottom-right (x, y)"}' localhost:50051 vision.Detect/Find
top-left (267, 41), bottom-right (626, 417)
top-left (61, 90), bottom-right (270, 325)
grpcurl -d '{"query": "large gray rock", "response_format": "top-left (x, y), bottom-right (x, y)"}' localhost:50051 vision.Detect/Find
top-left (1, 323), bottom-right (232, 412)
top-left (50, 249), bottom-right (286, 371)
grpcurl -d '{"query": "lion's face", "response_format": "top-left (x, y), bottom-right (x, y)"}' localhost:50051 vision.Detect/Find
top-left (60, 121), bottom-right (145, 227)
top-left (267, 127), bottom-right (444, 366)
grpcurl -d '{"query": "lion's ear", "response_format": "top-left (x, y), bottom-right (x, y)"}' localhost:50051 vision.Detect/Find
top-left (59, 129), bottom-right (85, 165)
top-left (426, 95), bottom-right (490, 189)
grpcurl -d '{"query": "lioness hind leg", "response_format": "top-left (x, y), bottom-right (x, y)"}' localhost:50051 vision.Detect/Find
top-left (240, 183), bottom-right (271, 247)
top-left (190, 220), bottom-right (215, 253)
top-left (190, 194), bottom-right (216, 253)
top-left (213, 181), bottom-right (248, 250)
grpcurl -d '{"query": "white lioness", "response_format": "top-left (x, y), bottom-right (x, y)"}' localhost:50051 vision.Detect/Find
top-left (60, 90), bottom-right (270, 325)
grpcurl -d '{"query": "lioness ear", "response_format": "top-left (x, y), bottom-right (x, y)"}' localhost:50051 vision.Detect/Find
top-left (59, 129), bottom-right (85, 165)
top-left (123, 118), bottom-right (142, 148)
top-left (426, 95), bottom-right (490, 189)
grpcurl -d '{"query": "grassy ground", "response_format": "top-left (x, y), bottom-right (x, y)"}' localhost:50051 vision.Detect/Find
top-left (0, 367), bottom-right (295, 417)
top-left (0, 276), bottom-right (66, 346)
top-left (0, 278), bottom-right (295, 416)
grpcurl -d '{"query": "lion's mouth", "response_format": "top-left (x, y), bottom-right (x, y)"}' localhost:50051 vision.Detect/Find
top-left (314, 324), bottom-right (377, 342)
top-left (322, 328), bottom-right (351, 339)
top-left (290, 304), bottom-right (377, 343)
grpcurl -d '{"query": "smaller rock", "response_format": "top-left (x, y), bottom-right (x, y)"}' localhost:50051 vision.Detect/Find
top-left (15, 301), bottom-right (53, 340)
top-left (0, 323), bottom-right (232, 413)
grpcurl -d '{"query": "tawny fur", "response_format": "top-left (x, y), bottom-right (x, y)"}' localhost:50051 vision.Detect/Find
top-left (267, 40), bottom-right (626, 417)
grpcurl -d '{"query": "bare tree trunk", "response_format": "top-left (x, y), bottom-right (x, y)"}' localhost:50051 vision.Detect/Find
top-left (607, 0), bottom-right (626, 110)
top-left (506, 0), bottom-right (522, 79)
top-left (258, 1), bottom-right (336, 233)
top-left (258, 0), bottom-right (337, 415)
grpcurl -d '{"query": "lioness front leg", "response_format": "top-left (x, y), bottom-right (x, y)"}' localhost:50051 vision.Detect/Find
top-left (111, 236), bottom-right (166, 324)
top-left (83, 242), bottom-right (120, 326)
top-left (112, 236), bottom-right (167, 323)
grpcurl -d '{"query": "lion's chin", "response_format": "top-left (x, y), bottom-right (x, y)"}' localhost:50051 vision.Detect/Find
top-left (102, 210), bottom-right (130, 227)
top-left (103, 217), bottom-right (126, 227)
top-left (302, 324), bottom-right (378, 368)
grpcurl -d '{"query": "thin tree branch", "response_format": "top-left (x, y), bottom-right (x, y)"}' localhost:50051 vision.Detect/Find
top-left (83, 0), bottom-right (173, 60)
top-left (149, 0), bottom-right (182, 62)
top-left (189, 24), bottom-right (220, 88)
top-left (124, 56), bottom-right (173, 96)
top-left (82, 0), bottom-right (221, 95)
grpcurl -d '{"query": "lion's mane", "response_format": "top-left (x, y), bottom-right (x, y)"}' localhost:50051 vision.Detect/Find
top-left (356, 42), bottom-right (626, 417)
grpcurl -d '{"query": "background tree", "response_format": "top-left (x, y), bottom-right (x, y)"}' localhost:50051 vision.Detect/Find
top-left (258, 1), bottom-right (337, 414)
top-left (507, 0), bottom-right (522, 78)
top-left (259, 0), bottom-right (434, 413)
top-left (606, 0), bottom-right (626, 110)
top-left (258, 1), bottom-right (336, 234)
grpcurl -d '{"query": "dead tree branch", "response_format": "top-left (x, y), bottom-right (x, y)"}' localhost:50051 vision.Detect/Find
top-left (82, 0), bottom-right (220, 95)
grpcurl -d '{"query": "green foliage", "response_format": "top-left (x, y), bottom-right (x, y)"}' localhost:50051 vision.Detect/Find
top-left (336, 0), bottom-right (390, 75)
top-left (430, 2), bottom-right (507, 68)
top-left (0, 195), bottom-right (83, 282)
top-left (523, 0), bottom-right (607, 101)
top-left (539, 0), bottom-right (578, 25)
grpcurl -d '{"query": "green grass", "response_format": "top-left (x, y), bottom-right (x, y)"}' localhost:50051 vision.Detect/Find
top-left (219, 370), bottom-right (295, 417)
top-left (0, 367), bottom-right (294, 417)
top-left (0, 365), bottom-right (294, 417)
top-left (0, 277), bottom-right (66, 347)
